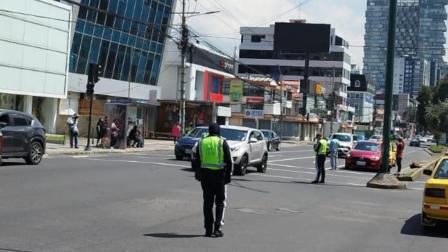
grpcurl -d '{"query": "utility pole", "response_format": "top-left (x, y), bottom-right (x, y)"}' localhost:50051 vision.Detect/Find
top-left (380, 0), bottom-right (397, 173)
top-left (330, 67), bottom-right (336, 134)
top-left (278, 65), bottom-right (284, 138)
top-left (179, 0), bottom-right (188, 135)
top-left (302, 53), bottom-right (310, 117)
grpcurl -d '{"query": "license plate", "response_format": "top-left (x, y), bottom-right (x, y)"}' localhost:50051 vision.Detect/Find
top-left (185, 149), bottom-right (192, 154)
top-left (430, 204), bottom-right (440, 210)
top-left (356, 161), bottom-right (366, 166)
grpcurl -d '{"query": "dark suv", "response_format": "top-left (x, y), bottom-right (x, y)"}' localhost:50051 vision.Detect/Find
top-left (0, 110), bottom-right (46, 165)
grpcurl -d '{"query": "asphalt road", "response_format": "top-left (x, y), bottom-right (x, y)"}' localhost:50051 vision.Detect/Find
top-left (0, 144), bottom-right (446, 252)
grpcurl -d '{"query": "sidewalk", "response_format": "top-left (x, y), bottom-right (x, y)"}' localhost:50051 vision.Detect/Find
top-left (45, 138), bottom-right (175, 156)
top-left (45, 138), bottom-right (309, 156)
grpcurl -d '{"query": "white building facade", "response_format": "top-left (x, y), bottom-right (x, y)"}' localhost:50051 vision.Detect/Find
top-left (0, 0), bottom-right (72, 133)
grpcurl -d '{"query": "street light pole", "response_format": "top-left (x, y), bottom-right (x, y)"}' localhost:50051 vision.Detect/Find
top-left (179, 0), bottom-right (187, 135)
top-left (380, 0), bottom-right (397, 173)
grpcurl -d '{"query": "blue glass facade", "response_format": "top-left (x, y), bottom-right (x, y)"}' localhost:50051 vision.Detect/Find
top-left (69, 0), bottom-right (173, 86)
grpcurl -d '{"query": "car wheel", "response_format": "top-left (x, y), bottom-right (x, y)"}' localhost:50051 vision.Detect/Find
top-left (421, 212), bottom-right (436, 228)
top-left (25, 141), bottom-right (43, 165)
top-left (175, 155), bottom-right (183, 161)
top-left (257, 154), bottom-right (268, 173)
top-left (235, 155), bottom-right (248, 176)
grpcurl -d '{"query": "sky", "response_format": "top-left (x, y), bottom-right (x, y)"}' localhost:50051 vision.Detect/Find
top-left (173, 0), bottom-right (367, 67)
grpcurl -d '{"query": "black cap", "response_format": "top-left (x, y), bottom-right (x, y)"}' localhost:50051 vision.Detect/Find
top-left (209, 123), bottom-right (220, 136)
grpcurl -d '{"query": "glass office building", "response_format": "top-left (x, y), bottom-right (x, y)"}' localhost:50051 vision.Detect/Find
top-left (69, 0), bottom-right (173, 86)
top-left (364, 0), bottom-right (448, 96)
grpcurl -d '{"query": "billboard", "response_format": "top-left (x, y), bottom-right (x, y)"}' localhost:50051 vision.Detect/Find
top-left (274, 23), bottom-right (331, 53)
top-left (229, 80), bottom-right (243, 101)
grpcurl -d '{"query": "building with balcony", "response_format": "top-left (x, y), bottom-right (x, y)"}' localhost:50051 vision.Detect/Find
top-left (364, 0), bottom-right (448, 97)
top-left (157, 41), bottom-right (234, 135)
top-left (348, 74), bottom-right (375, 123)
top-left (238, 21), bottom-right (352, 130)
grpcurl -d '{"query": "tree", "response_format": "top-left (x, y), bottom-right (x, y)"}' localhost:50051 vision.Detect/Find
top-left (425, 102), bottom-right (448, 145)
top-left (433, 77), bottom-right (448, 104)
top-left (417, 86), bottom-right (432, 133)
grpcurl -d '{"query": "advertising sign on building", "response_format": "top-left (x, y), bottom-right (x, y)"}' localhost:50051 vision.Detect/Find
top-left (246, 96), bottom-right (265, 104)
top-left (229, 80), bottom-right (243, 101)
top-left (245, 109), bottom-right (264, 118)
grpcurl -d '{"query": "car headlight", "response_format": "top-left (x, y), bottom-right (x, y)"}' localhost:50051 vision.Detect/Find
top-left (372, 156), bottom-right (380, 161)
top-left (231, 146), bottom-right (241, 152)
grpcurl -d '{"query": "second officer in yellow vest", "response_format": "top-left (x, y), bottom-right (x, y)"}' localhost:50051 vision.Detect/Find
top-left (312, 134), bottom-right (328, 184)
top-left (195, 123), bottom-right (232, 237)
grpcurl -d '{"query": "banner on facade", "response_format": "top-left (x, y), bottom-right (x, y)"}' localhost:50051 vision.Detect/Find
top-left (229, 80), bottom-right (243, 101)
top-left (244, 109), bottom-right (264, 118)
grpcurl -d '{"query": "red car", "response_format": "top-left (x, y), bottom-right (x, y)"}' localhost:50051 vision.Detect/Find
top-left (345, 141), bottom-right (396, 171)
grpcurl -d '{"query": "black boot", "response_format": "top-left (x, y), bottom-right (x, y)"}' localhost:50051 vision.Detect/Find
top-left (213, 229), bottom-right (224, 237)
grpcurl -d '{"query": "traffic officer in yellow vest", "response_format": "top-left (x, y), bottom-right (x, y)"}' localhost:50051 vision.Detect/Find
top-left (312, 134), bottom-right (328, 184)
top-left (195, 123), bottom-right (232, 237)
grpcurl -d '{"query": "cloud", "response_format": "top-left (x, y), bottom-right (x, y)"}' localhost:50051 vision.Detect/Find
top-left (173, 0), bottom-right (367, 66)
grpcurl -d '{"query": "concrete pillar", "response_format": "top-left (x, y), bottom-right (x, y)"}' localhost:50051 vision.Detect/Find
top-left (23, 95), bottom-right (33, 114)
top-left (42, 98), bottom-right (58, 134)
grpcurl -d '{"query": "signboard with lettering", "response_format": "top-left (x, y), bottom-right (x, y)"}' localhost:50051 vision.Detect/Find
top-left (229, 80), bottom-right (243, 101)
top-left (246, 96), bottom-right (265, 104)
top-left (245, 109), bottom-right (264, 118)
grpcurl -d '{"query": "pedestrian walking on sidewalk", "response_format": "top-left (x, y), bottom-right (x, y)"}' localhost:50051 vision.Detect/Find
top-left (95, 117), bottom-right (104, 147)
top-left (311, 134), bottom-right (328, 184)
top-left (329, 137), bottom-right (339, 170)
top-left (100, 116), bottom-right (109, 148)
top-left (110, 120), bottom-right (119, 149)
top-left (67, 113), bottom-right (79, 149)
top-left (396, 137), bottom-right (405, 173)
top-left (172, 122), bottom-right (181, 144)
top-left (195, 123), bottom-right (232, 238)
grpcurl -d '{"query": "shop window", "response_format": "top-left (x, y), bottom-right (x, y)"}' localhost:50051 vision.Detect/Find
top-left (251, 35), bottom-right (265, 43)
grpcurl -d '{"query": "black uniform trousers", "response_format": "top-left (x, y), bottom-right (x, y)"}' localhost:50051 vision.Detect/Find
top-left (200, 170), bottom-right (226, 233)
top-left (316, 154), bottom-right (326, 182)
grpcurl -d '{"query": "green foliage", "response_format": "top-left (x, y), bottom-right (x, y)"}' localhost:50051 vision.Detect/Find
top-left (417, 86), bottom-right (433, 132)
top-left (429, 145), bottom-right (447, 154)
top-left (425, 102), bottom-right (448, 144)
top-left (433, 77), bottom-right (448, 104)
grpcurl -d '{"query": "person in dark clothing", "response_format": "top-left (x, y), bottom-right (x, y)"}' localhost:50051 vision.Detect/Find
top-left (128, 125), bottom-right (138, 147)
top-left (96, 118), bottom-right (104, 147)
top-left (396, 137), bottom-right (405, 173)
top-left (312, 134), bottom-right (328, 184)
top-left (194, 123), bottom-right (232, 238)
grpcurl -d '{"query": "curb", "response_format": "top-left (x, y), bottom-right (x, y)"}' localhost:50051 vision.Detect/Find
top-left (366, 173), bottom-right (407, 190)
top-left (397, 155), bottom-right (442, 182)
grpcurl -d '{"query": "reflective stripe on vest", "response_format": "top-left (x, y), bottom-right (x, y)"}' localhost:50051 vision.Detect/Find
top-left (199, 136), bottom-right (225, 170)
top-left (318, 139), bottom-right (328, 155)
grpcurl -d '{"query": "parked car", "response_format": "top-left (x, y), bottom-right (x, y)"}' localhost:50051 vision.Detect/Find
top-left (345, 141), bottom-right (396, 171)
top-left (410, 137), bottom-right (421, 147)
top-left (260, 129), bottom-right (280, 151)
top-left (353, 134), bottom-right (366, 143)
top-left (369, 135), bottom-right (383, 142)
top-left (0, 109), bottom-right (46, 165)
top-left (329, 133), bottom-right (354, 158)
top-left (421, 154), bottom-right (448, 228)
top-left (174, 127), bottom-right (208, 160)
top-left (191, 125), bottom-right (268, 176)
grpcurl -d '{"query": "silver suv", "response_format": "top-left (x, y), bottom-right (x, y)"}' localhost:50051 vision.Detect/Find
top-left (192, 125), bottom-right (268, 176)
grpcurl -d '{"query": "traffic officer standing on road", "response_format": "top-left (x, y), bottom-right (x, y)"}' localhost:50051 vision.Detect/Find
top-left (195, 123), bottom-right (232, 237)
top-left (312, 134), bottom-right (328, 184)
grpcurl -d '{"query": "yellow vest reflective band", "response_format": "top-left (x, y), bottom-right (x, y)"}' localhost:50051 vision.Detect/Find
top-left (199, 136), bottom-right (225, 170)
top-left (318, 139), bottom-right (328, 155)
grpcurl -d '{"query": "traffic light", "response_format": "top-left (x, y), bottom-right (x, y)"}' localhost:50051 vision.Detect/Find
top-left (87, 63), bottom-right (102, 95)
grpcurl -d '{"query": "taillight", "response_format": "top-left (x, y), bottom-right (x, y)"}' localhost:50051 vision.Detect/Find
top-left (425, 188), bottom-right (446, 198)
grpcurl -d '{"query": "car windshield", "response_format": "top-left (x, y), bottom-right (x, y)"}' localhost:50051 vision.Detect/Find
top-left (434, 159), bottom-right (448, 179)
top-left (353, 135), bottom-right (365, 141)
top-left (221, 128), bottom-right (248, 141)
top-left (354, 142), bottom-right (379, 152)
top-left (261, 131), bottom-right (271, 138)
top-left (187, 128), bottom-right (208, 138)
top-left (333, 134), bottom-right (351, 142)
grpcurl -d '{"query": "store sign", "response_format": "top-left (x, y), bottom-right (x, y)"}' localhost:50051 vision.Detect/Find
top-left (219, 59), bottom-right (235, 71)
top-left (229, 80), bottom-right (243, 101)
top-left (246, 96), bottom-right (265, 104)
top-left (245, 109), bottom-right (264, 118)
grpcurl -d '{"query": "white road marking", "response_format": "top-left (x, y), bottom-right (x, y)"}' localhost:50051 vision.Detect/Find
top-left (269, 156), bottom-right (316, 162)
top-left (268, 163), bottom-right (373, 177)
top-left (72, 155), bottom-right (89, 158)
top-left (269, 168), bottom-right (371, 180)
top-left (275, 150), bottom-right (313, 154)
top-left (82, 158), bottom-right (191, 168)
top-left (249, 173), bottom-right (366, 188)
